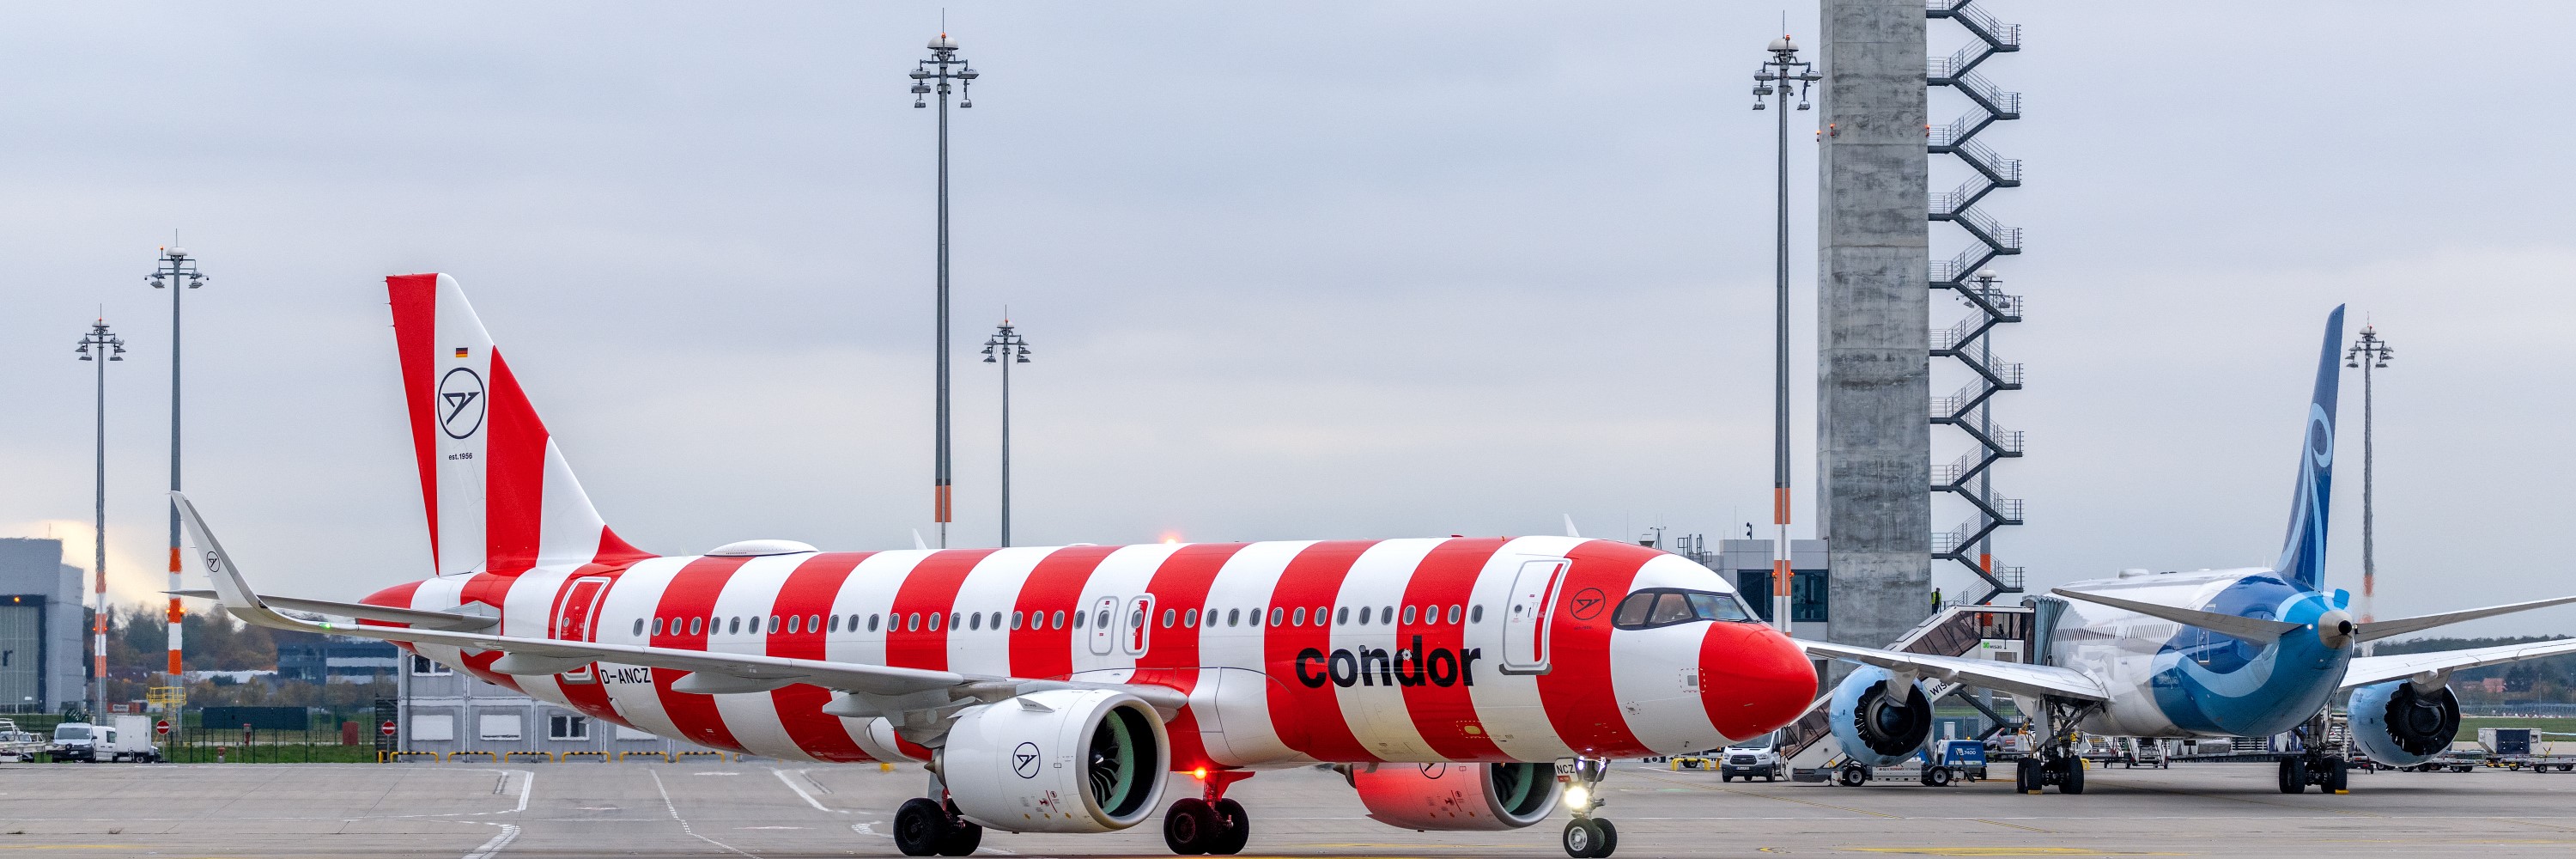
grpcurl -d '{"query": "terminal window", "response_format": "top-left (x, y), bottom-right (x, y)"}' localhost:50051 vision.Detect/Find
top-left (1734, 570), bottom-right (1829, 624)
top-left (550, 715), bottom-right (588, 741)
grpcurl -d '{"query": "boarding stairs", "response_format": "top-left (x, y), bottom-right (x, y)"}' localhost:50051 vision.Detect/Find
top-left (1776, 604), bottom-right (2035, 768)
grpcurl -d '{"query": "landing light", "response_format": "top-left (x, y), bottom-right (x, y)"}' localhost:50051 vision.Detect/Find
top-left (1564, 785), bottom-right (1589, 810)
top-left (1192, 767), bottom-right (1207, 780)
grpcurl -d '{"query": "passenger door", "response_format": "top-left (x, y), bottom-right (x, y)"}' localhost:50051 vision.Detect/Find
top-left (554, 576), bottom-right (611, 683)
top-left (1123, 594), bottom-right (1155, 658)
top-left (1501, 558), bottom-right (1569, 674)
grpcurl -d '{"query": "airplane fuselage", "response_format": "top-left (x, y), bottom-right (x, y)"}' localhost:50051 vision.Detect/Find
top-left (2046, 568), bottom-right (2350, 740)
top-left (368, 535), bottom-right (1813, 770)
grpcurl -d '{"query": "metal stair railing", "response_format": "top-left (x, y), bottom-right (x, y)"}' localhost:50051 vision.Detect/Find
top-left (1774, 604), bottom-right (2037, 760)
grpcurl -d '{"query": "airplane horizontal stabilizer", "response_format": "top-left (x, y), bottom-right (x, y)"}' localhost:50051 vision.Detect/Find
top-left (167, 588), bottom-right (497, 632)
top-left (2050, 588), bottom-right (2305, 644)
top-left (1795, 639), bottom-right (2111, 703)
top-left (2354, 594), bottom-right (2576, 643)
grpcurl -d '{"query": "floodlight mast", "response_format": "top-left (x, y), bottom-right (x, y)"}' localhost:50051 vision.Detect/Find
top-left (911, 33), bottom-right (978, 549)
top-left (2344, 324), bottom-right (2394, 655)
top-left (76, 319), bottom-right (126, 723)
top-left (982, 319), bottom-right (1031, 547)
top-left (145, 246), bottom-right (207, 679)
top-left (1753, 34), bottom-right (1817, 633)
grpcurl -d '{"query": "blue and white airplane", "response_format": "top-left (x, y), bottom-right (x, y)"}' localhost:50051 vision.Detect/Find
top-left (1803, 307), bottom-right (2576, 795)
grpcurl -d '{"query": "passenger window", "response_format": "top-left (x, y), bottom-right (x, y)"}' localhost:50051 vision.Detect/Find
top-left (867, 614), bottom-right (879, 632)
top-left (1223, 608), bottom-right (1237, 627)
top-left (1447, 605), bottom-right (1461, 624)
top-left (1052, 610), bottom-right (1066, 629)
top-left (1184, 608), bottom-right (1198, 628)
top-left (689, 618), bottom-right (703, 635)
top-left (1073, 610), bottom-right (1086, 629)
top-left (787, 615), bottom-right (801, 634)
top-left (727, 617), bottom-right (742, 635)
top-left (1011, 611), bottom-right (1024, 630)
top-left (1268, 607), bottom-right (1282, 626)
top-left (828, 614), bottom-right (841, 633)
top-left (1336, 607), bottom-right (1350, 625)
top-left (968, 613), bottom-right (981, 631)
top-left (1470, 605), bottom-right (1484, 623)
top-left (653, 618), bottom-right (665, 636)
top-left (1402, 606), bottom-right (1418, 624)
top-left (929, 613), bottom-right (944, 631)
top-left (1292, 607), bottom-right (1307, 626)
top-left (1357, 606), bottom-right (1371, 626)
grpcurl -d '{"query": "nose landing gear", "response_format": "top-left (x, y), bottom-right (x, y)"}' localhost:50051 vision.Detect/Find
top-left (1558, 757), bottom-right (1619, 857)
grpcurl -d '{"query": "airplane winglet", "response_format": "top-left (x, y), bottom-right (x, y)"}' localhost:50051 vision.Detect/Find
top-left (1562, 515), bottom-right (1583, 539)
top-left (911, 529), bottom-right (930, 551)
top-left (2050, 587), bottom-right (2306, 644)
top-left (172, 491), bottom-right (334, 637)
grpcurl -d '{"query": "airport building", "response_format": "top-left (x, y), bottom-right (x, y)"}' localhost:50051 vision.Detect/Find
top-left (395, 653), bottom-right (726, 758)
top-left (0, 538), bottom-right (89, 713)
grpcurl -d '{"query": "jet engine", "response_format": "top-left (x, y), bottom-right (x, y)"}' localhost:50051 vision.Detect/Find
top-left (938, 689), bottom-right (1169, 833)
top-left (1346, 762), bottom-right (1558, 832)
top-left (2348, 680), bottom-right (2460, 768)
top-left (1828, 666), bottom-right (1934, 767)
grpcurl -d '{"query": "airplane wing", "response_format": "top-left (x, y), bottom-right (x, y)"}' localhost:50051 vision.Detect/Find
top-left (168, 588), bottom-right (498, 632)
top-left (1795, 639), bottom-right (2111, 702)
top-left (2341, 637), bottom-right (2576, 690)
top-left (172, 492), bottom-right (1186, 721)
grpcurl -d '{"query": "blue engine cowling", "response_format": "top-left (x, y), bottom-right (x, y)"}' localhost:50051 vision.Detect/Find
top-left (1828, 666), bottom-right (1935, 767)
top-left (2348, 680), bottom-right (2460, 768)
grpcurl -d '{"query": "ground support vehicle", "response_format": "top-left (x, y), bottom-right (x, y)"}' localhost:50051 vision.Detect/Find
top-left (2397, 749), bottom-right (2485, 772)
top-left (0, 721), bottom-right (44, 762)
top-left (45, 716), bottom-right (161, 763)
top-left (1830, 742), bottom-right (1985, 788)
top-left (1718, 736), bottom-right (1785, 782)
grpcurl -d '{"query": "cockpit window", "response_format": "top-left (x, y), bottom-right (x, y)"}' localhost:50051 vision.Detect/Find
top-left (1613, 588), bottom-right (1755, 630)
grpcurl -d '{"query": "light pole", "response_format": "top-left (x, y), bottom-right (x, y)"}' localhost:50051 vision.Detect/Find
top-left (76, 319), bottom-right (125, 722)
top-left (146, 246), bottom-right (207, 679)
top-left (1752, 34), bottom-right (1817, 633)
top-left (2345, 324), bottom-right (2394, 655)
top-left (982, 319), bottom-right (1031, 547)
top-left (910, 33), bottom-right (978, 550)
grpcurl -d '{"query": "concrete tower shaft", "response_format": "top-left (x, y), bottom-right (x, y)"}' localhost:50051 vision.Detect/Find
top-left (1816, 0), bottom-right (1934, 649)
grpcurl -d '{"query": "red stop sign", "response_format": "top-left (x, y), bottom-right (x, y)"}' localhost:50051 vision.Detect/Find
top-left (154, 720), bottom-right (170, 735)
top-left (380, 721), bottom-right (398, 736)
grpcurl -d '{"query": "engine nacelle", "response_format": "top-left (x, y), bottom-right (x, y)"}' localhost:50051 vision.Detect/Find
top-left (939, 689), bottom-right (1169, 833)
top-left (2348, 680), bottom-right (2461, 768)
top-left (1349, 762), bottom-right (1558, 832)
top-left (1828, 666), bottom-right (1935, 767)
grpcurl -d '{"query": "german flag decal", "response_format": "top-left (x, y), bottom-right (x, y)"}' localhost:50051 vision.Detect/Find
top-left (453, 347), bottom-right (470, 358)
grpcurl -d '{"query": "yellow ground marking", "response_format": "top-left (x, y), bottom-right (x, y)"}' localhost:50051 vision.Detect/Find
top-left (1971, 818), bottom-right (2053, 833)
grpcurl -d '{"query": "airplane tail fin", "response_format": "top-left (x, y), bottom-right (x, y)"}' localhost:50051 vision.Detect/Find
top-left (2273, 306), bottom-right (2347, 590)
top-left (387, 273), bottom-right (652, 576)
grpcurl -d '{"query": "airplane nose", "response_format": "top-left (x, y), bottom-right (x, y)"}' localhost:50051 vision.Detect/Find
top-left (1698, 621), bottom-right (1818, 740)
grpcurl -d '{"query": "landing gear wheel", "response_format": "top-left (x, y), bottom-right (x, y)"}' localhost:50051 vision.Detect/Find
top-left (1924, 766), bottom-right (1954, 788)
top-left (1562, 819), bottom-right (1604, 857)
top-left (935, 818), bottom-right (981, 857)
top-left (2323, 758), bottom-right (2348, 794)
top-left (1208, 798), bottom-right (1250, 856)
top-left (2277, 757), bottom-right (2308, 794)
top-left (1164, 797), bottom-right (1216, 855)
top-left (2056, 757), bottom-right (2085, 795)
top-left (893, 798), bottom-right (945, 857)
top-left (2014, 758), bottom-right (2041, 794)
top-left (1591, 819), bottom-right (1619, 856)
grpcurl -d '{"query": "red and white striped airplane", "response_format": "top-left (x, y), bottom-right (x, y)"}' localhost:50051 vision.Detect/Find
top-left (177, 273), bottom-right (1814, 858)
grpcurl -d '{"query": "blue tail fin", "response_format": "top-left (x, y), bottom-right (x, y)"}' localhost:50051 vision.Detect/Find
top-left (2274, 306), bottom-right (2347, 589)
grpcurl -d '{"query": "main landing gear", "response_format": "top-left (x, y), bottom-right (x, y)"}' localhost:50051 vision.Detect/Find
top-left (893, 797), bottom-right (982, 857)
top-left (1164, 771), bottom-right (1253, 855)
top-left (2014, 704), bottom-right (2093, 795)
top-left (1558, 757), bottom-right (1619, 858)
top-left (2278, 713), bottom-right (2350, 795)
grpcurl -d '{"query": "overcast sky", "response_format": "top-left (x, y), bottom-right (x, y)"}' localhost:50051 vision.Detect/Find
top-left (4, 2), bottom-right (2572, 639)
